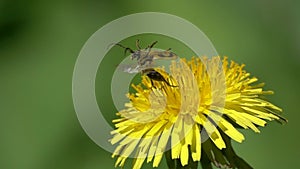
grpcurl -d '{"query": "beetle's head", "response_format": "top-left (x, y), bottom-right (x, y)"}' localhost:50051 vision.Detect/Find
top-left (131, 50), bottom-right (141, 60)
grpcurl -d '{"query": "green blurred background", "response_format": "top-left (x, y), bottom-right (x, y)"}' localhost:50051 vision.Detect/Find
top-left (1, 0), bottom-right (299, 169)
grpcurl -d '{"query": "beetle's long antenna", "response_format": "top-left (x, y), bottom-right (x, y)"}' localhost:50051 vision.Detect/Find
top-left (108, 43), bottom-right (135, 55)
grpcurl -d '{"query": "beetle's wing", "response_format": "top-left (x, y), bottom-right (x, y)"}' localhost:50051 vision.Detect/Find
top-left (117, 64), bottom-right (141, 74)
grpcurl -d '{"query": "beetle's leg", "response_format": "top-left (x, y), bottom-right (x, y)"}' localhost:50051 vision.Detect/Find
top-left (136, 39), bottom-right (141, 49)
top-left (148, 41), bottom-right (158, 49)
top-left (145, 41), bottom-right (158, 50)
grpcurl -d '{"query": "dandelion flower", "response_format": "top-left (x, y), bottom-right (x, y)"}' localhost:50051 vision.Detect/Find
top-left (110, 56), bottom-right (287, 169)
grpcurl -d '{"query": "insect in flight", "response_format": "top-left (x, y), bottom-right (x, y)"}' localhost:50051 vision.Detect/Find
top-left (113, 40), bottom-right (178, 88)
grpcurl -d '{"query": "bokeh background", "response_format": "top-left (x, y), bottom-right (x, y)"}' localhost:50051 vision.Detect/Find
top-left (1, 0), bottom-right (299, 169)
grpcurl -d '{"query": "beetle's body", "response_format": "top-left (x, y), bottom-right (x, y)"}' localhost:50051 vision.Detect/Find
top-left (114, 40), bottom-right (178, 88)
top-left (114, 40), bottom-right (178, 67)
top-left (134, 50), bottom-right (178, 66)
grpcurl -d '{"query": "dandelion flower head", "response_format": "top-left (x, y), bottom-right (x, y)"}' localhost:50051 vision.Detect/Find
top-left (110, 56), bottom-right (286, 169)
